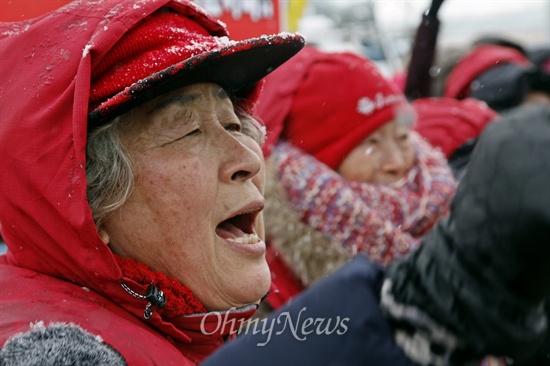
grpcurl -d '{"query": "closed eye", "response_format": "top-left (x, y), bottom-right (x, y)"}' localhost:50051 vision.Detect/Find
top-left (399, 134), bottom-right (408, 141)
top-left (159, 129), bottom-right (200, 147)
top-left (176, 128), bottom-right (201, 142)
top-left (185, 129), bottom-right (201, 137)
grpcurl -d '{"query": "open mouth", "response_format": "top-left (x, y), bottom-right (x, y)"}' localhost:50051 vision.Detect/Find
top-left (216, 207), bottom-right (261, 245)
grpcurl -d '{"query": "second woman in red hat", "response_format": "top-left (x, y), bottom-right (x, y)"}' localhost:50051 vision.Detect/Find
top-left (256, 46), bottom-right (457, 312)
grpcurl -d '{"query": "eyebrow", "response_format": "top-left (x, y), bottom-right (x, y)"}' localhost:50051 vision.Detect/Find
top-left (147, 94), bottom-right (198, 116)
top-left (147, 86), bottom-right (231, 116)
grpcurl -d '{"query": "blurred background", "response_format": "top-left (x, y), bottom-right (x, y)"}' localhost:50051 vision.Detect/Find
top-left (288, 0), bottom-right (550, 76)
top-left (1, 0), bottom-right (548, 79)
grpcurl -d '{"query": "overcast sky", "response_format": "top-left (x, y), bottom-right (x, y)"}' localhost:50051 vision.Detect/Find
top-left (373, 0), bottom-right (550, 47)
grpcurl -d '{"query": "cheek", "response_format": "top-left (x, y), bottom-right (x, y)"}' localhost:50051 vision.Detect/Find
top-left (241, 136), bottom-right (265, 192)
top-left (135, 156), bottom-right (215, 230)
top-left (120, 157), bottom-right (216, 273)
top-left (139, 155), bottom-right (203, 197)
top-left (403, 143), bottom-right (416, 168)
top-left (252, 163), bottom-right (266, 195)
top-left (338, 150), bottom-right (376, 182)
top-left (356, 155), bottom-right (377, 180)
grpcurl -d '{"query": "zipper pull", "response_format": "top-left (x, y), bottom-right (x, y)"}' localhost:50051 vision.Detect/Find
top-left (120, 281), bottom-right (166, 319)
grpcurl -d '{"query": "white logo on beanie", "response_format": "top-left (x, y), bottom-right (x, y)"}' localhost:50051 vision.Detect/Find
top-left (357, 93), bottom-right (404, 116)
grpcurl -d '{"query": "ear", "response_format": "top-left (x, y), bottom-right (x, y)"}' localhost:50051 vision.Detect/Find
top-left (98, 230), bottom-right (110, 244)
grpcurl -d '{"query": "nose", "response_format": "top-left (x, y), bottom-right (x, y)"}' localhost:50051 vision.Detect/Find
top-left (219, 133), bottom-right (263, 184)
top-left (380, 145), bottom-right (408, 179)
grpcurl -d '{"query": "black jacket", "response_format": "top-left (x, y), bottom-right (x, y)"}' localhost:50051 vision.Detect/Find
top-left (387, 104), bottom-right (550, 364)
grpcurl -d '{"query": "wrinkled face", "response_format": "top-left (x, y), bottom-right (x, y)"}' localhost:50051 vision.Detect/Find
top-left (103, 83), bottom-right (270, 311)
top-left (337, 119), bottom-right (415, 184)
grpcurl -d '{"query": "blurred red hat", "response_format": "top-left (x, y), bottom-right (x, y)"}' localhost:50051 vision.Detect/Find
top-left (444, 44), bottom-right (531, 99)
top-left (413, 97), bottom-right (498, 158)
top-left (257, 46), bottom-right (410, 169)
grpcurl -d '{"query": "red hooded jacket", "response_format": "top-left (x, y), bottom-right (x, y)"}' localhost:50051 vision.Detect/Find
top-left (0, 1), bottom-right (256, 364)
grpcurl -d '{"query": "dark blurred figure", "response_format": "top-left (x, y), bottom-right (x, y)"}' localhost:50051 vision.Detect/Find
top-left (404, 0), bottom-right (445, 100)
top-left (432, 36), bottom-right (550, 112)
top-left (417, 37), bottom-right (550, 181)
top-left (412, 97), bottom-right (498, 180)
top-left (524, 45), bottom-right (550, 106)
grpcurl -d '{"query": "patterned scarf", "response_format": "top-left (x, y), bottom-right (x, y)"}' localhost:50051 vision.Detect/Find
top-left (272, 132), bottom-right (457, 266)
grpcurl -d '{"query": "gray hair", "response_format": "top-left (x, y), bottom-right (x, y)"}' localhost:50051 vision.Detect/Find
top-left (86, 116), bottom-right (135, 230)
top-left (86, 101), bottom-right (265, 229)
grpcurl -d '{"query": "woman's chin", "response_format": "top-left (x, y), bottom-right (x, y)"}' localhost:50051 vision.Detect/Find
top-left (204, 270), bottom-right (271, 311)
top-left (234, 272), bottom-right (271, 308)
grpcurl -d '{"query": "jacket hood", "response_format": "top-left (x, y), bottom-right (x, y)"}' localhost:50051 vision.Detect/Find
top-left (0, 0), bottom-right (264, 329)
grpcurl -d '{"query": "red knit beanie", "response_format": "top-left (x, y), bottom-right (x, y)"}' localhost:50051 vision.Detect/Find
top-left (90, 11), bottom-right (218, 109)
top-left (257, 46), bottom-right (410, 169)
top-left (413, 97), bottom-right (498, 158)
top-left (444, 44), bottom-right (531, 99)
top-left (88, 7), bottom-right (305, 126)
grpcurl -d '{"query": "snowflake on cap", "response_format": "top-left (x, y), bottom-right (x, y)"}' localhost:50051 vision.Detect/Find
top-left (357, 97), bottom-right (375, 116)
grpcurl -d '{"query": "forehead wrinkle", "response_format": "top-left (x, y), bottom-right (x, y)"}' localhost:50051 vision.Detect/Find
top-left (147, 84), bottom-right (230, 117)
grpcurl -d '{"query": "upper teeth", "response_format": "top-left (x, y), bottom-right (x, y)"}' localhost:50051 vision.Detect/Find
top-left (227, 233), bottom-right (260, 244)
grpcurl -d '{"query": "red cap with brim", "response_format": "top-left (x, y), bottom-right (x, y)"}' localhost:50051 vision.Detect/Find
top-left (88, 10), bottom-right (305, 126)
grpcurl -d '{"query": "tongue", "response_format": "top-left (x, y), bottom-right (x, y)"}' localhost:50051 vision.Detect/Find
top-left (216, 221), bottom-right (245, 239)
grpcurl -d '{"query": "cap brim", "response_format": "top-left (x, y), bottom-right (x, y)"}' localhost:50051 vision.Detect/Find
top-left (88, 33), bottom-right (305, 126)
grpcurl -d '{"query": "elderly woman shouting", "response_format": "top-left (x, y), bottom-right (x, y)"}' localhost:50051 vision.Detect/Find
top-left (0, 0), bottom-right (304, 364)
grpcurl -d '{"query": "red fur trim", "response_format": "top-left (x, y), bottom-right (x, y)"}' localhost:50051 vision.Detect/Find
top-left (115, 255), bottom-right (207, 317)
